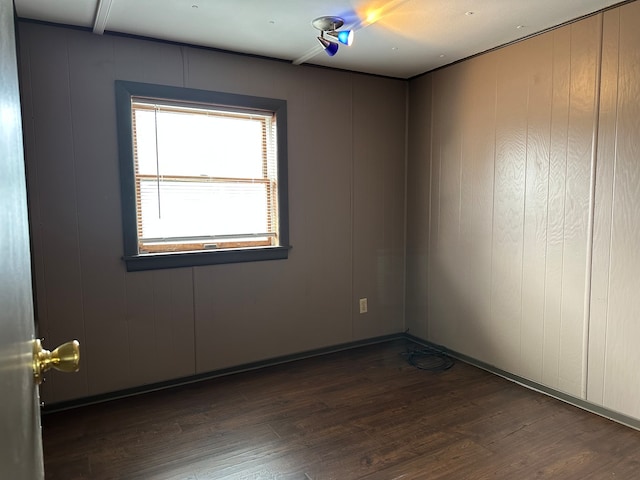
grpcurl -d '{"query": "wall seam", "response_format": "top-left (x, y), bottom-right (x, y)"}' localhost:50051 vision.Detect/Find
top-left (66, 31), bottom-right (91, 397)
top-left (488, 59), bottom-right (498, 363)
top-left (557, 26), bottom-right (571, 392)
top-left (582, 12), bottom-right (605, 400)
top-left (426, 76), bottom-right (435, 340)
top-left (350, 75), bottom-right (355, 341)
top-left (192, 267), bottom-right (197, 374)
top-left (520, 57), bottom-right (531, 374)
top-left (601, 7), bottom-right (623, 408)
top-left (402, 82), bottom-right (409, 332)
top-left (541, 32), bottom-right (555, 385)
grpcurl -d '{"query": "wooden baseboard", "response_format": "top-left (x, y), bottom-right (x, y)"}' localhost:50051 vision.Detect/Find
top-left (42, 333), bottom-right (406, 413)
top-left (43, 330), bottom-right (640, 432)
top-left (404, 333), bottom-right (640, 432)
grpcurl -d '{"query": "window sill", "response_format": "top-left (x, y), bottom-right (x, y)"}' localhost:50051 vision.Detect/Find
top-left (123, 245), bottom-right (291, 272)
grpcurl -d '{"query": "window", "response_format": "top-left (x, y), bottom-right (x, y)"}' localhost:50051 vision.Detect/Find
top-left (115, 81), bottom-right (289, 271)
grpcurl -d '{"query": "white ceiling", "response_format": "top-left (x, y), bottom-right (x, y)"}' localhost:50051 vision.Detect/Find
top-left (14, 0), bottom-right (624, 79)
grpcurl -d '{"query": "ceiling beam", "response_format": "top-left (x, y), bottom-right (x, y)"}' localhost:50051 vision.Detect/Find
top-left (93, 0), bottom-right (114, 35)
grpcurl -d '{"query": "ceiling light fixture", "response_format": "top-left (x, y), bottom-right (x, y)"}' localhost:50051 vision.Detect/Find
top-left (317, 36), bottom-right (339, 56)
top-left (312, 16), bottom-right (354, 57)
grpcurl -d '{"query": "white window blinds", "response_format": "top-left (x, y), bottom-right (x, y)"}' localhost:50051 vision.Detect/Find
top-left (131, 99), bottom-right (279, 253)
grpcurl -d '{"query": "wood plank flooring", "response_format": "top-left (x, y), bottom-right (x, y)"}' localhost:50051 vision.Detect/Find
top-left (42, 340), bottom-right (640, 479)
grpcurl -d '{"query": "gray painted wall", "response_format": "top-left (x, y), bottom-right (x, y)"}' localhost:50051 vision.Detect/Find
top-left (18, 22), bottom-right (407, 404)
top-left (20, 0), bottom-right (640, 423)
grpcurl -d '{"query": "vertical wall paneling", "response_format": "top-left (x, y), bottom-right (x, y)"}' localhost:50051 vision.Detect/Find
top-left (491, 43), bottom-right (529, 371)
top-left (19, 21), bottom-right (407, 403)
top-left (352, 75), bottom-right (407, 340)
top-left (557, 16), bottom-right (600, 397)
top-left (603, 2), bottom-right (640, 418)
top-left (22, 0), bottom-right (640, 420)
top-left (428, 55), bottom-right (499, 361)
top-left (288, 67), bottom-right (353, 350)
top-left (191, 62), bottom-right (356, 374)
top-left (589, 1), bottom-right (640, 419)
top-left (126, 269), bottom-right (195, 385)
top-left (65, 29), bottom-right (131, 396)
top-left (113, 36), bottom-right (197, 389)
top-left (428, 65), bottom-right (464, 348)
top-left (410, 0), bottom-right (640, 420)
top-left (541, 25), bottom-right (571, 391)
top-left (113, 35), bottom-right (185, 87)
top-left (426, 71), bottom-right (442, 344)
top-left (519, 35), bottom-right (553, 383)
top-left (405, 74), bottom-right (432, 338)
top-left (193, 261), bottom-right (303, 373)
top-left (491, 41), bottom-right (528, 372)
top-left (21, 26), bottom-right (89, 402)
top-left (458, 56), bottom-right (497, 363)
top-left (587, 7), bottom-right (620, 407)
top-left (582, 14), bottom-right (604, 399)
top-left (414, 13), bottom-right (601, 398)
top-left (426, 68), bottom-right (443, 346)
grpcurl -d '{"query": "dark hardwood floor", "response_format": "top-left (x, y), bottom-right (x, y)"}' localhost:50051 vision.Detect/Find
top-left (42, 340), bottom-right (640, 479)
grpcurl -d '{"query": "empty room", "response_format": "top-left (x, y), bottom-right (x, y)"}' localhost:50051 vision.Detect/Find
top-left (2, 0), bottom-right (640, 478)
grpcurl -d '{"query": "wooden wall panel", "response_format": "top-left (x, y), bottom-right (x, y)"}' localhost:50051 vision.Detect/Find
top-left (405, 74), bottom-right (432, 339)
top-left (430, 56), bottom-right (498, 360)
top-left (65, 30), bottom-right (129, 396)
top-left (428, 66), bottom-right (462, 343)
top-left (20, 26), bottom-right (89, 402)
top-left (289, 68), bottom-right (353, 348)
top-left (113, 35), bottom-right (185, 87)
top-left (426, 71), bottom-right (442, 345)
top-left (352, 75), bottom-right (406, 340)
top-left (519, 35), bottom-right (552, 382)
top-left (407, 0), bottom-right (640, 421)
top-left (126, 269), bottom-right (195, 385)
top-left (18, 21), bottom-right (407, 404)
top-left (589, 1), bottom-right (640, 419)
top-left (541, 25), bottom-right (571, 391)
top-left (191, 63), bottom-right (355, 373)
top-left (113, 35), bottom-right (197, 389)
top-left (457, 56), bottom-right (496, 363)
top-left (490, 41), bottom-right (528, 372)
top-left (193, 262), bottom-right (306, 373)
top-left (557, 16), bottom-right (601, 397)
top-left (185, 48), bottom-right (294, 101)
top-left (587, 8), bottom-right (619, 407)
top-left (413, 13), bottom-right (601, 398)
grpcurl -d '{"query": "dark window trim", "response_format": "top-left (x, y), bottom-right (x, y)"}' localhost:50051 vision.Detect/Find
top-left (115, 80), bottom-right (290, 271)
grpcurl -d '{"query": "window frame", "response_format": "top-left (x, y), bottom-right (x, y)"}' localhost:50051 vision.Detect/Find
top-left (115, 80), bottom-right (290, 272)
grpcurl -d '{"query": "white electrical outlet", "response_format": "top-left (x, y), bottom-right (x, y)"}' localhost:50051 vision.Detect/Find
top-left (359, 298), bottom-right (368, 314)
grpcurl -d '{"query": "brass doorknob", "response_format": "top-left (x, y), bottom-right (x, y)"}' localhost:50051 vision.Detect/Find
top-left (32, 339), bottom-right (80, 385)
